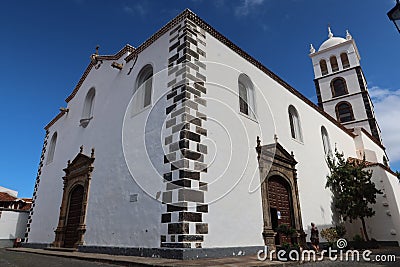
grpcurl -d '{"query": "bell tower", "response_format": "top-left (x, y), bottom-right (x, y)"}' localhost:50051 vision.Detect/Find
top-left (309, 27), bottom-right (382, 143)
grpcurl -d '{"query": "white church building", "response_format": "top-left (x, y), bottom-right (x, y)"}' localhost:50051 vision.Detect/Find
top-left (24, 9), bottom-right (400, 258)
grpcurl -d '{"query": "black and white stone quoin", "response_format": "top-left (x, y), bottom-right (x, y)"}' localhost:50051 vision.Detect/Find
top-left (161, 14), bottom-right (208, 249)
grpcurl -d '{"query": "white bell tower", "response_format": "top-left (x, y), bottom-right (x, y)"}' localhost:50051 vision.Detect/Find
top-left (309, 27), bottom-right (382, 143)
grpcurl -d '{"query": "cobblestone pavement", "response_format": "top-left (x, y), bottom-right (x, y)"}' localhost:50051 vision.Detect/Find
top-left (0, 248), bottom-right (127, 267)
top-left (299, 248), bottom-right (400, 267)
top-left (3, 247), bottom-right (400, 267)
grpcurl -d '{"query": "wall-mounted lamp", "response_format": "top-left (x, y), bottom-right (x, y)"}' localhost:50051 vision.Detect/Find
top-left (59, 107), bottom-right (69, 113)
top-left (111, 61), bottom-right (123, 70)
top-left (388, 0), bottom-right (400, 33)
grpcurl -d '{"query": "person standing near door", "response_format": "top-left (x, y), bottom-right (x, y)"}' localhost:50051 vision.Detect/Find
top-left (310, 222), bottom-right (320, 252)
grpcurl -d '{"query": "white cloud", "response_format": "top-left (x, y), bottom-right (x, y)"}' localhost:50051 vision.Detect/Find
top-left (235, 0), bottom-right (266, 17)
top-left (369, 86), bottom-right (400, 164)
top-left (123, 3), bottom-right (146, 16)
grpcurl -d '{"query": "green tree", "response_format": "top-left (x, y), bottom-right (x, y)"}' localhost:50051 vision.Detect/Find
top-left (326, 149), bottom-right (382, 241)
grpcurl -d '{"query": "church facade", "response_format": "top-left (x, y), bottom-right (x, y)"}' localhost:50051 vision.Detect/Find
top-left (25, 9), bottom-right (400, 258)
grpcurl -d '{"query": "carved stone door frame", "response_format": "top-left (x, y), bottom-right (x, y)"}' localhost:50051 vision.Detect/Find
top-left (53, 147), bottom-right (95, 248)
top-left (256, 138), bottom-right (306, 250)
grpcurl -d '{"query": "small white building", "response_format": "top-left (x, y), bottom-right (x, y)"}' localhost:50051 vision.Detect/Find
top-left (25, 10), bottom-right (399, 258)
top-left (0, 186), bottom-right (31, 247)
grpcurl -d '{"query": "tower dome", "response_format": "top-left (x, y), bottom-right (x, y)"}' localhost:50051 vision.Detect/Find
top-left (318, 27), bottom-right (347, 51)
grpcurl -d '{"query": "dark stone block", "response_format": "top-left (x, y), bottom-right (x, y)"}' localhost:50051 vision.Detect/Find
top-left (194, 162), bottom-right (207, 172)
top-left (194, 60), bottom-right (206, 70)
top-left (170, 24), bottom-right (181, 36)
top-left (162, 191), bottom-right (172, 203)
top-left (168, 54), bottom-right (179, 64)
top-left (196, 111), bottom-right (207, 121)
top-left (182, 149), bottom-right (203, 161)
top-left (166, 118), bottom-right (176, 128)
top-left (197, 143), bottom-right (208, 154)
top-left (182, 99), bottom-right (198, 110)
top-left (167, 79), bottom-right (177, 87)
top-left (167, 203), bottom-right (188, 212)
top-left (175, 66), bottom-right (189, 77)
top-left (169, 40), bottom-right (180, 52)
top-left (179, 170), bottom-right (200, 180)
top-left (196, 204), bottom-right (208, 213)
top-left (178, 235), bottom-right (204, 242)
top-left (196, 223), bottom-right (208, 234)
top-left (168, 65), bottom-right (179, 75)
top-left (167, 90), bottom-right (178, 100)
top-left (168, 222), bottom-right (189, 234)
top-left (177, 54), bottom-right (191, 64)
top-left (161, 214), bottom-right (171, 223)
top-left (196, 72), bottom-right (206, 82)
top-left (194, 82), bottom-right (206, 94)
top-left (179, 212), bottom-right (202, 222)
top-left (184, 35), bottom-right (198, 46)
top-left (163, 172), bottom-right (172, 181)
top-left (171, 107), bottom-right (189, 118)
top-left (196, 126), bottom-right (207, 136)
top-left (182, 85), bottom-right (201, 97)
top-left (166, 104), bottom-right (177, 115)
top-left (180, 130), bottom-right (200, 142)
top-left (161, 235), bottom-right (167, 242)
top-left (178, 189), bottom-right (204, 203)
top-left (172, 122), bottom-right (190, 134)
top-left (164, 152), bottom-right (176, 163)
top-left (197, 47), bottom-right (206, 58)
top-left (194, 97), bottom-right (207, 107)
top-left (170, 159), bottom-right (189, 170)
top-left (173, 91), bottom-right (191, 103)
top-left (165, 135), bottom-right (173, 145)
top-left (177, 41), bottom-right (190, 52)
top-left (167, 179), bottom-right (192, 190)
top-left (183, 72), bottom-right (201, 83)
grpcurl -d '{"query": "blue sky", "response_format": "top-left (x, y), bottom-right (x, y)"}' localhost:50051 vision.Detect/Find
top-left (1, 0), bottom-right (399, 197)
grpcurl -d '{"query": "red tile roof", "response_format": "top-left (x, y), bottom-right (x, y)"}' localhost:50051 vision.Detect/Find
top-left (0, 192), bottom-right (17, 202)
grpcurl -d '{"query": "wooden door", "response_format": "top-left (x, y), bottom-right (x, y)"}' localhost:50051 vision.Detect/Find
top-left (268, 176), bottom-right (292, 245)
top-left (64, 185), bottom-right (84, 248)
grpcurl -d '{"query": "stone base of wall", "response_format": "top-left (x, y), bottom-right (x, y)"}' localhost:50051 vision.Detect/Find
top-left (0, 239), bottom-right (15, 248)
top-left (22, 242), bottom-right (51, 249)
top-left (78, 245), bottom-right (265, 259)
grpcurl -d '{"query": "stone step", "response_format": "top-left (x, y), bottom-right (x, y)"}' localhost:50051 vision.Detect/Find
top-left (44, 247), bottom-right (77, 252)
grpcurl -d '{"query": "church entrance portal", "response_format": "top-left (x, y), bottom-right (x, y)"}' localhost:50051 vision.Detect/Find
top-left (53, 147), bottom-right (95, 248)
top-left (256, 139), bottom-right (306, 250)
top-left (64, 185), bottom-right (84, 248)
top-left (268, 176), bottom-right (294, 245)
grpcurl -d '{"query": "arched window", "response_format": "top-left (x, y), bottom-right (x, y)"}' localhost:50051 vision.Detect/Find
top-left (336, 102), bottom-right (354, 123)
top-left (321, 126), bottom-right (332, 157)
top-left (383, 156), bottom-right (388, 167)
top-left (288, 105), bottom-right (303, 142)
top-left (46, 132), bottom-right (57, 164)
top-left (319, 59), bottom-right (328, 75)
top-left (80, 87), bottom-right (95, 127)
top-left (238, 74), bottom-right (256, 119)
top-left (330, 77), bottom-right (348, 97)
top-left (132, 65), bottom-right (153, 116)
top-left (330, 56), bottom-right (339, 72)
top-left (340, 53), bottom-right (350, 69)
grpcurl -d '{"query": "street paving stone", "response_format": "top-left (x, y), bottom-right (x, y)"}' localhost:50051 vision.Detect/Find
top-left (3, 247), bottom-right (400, 267)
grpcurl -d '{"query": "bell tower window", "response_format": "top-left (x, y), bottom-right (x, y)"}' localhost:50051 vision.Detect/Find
top-left (319, 59), bottom-right (328, 76)
top-left (331, 77), bottom-right (348, 97)
top-left (340, 53), bottom-right (350, 69)
top-left (336, 102), bottom-right (354, 123)
top-left (330, 56), bottom-right (339, 72)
